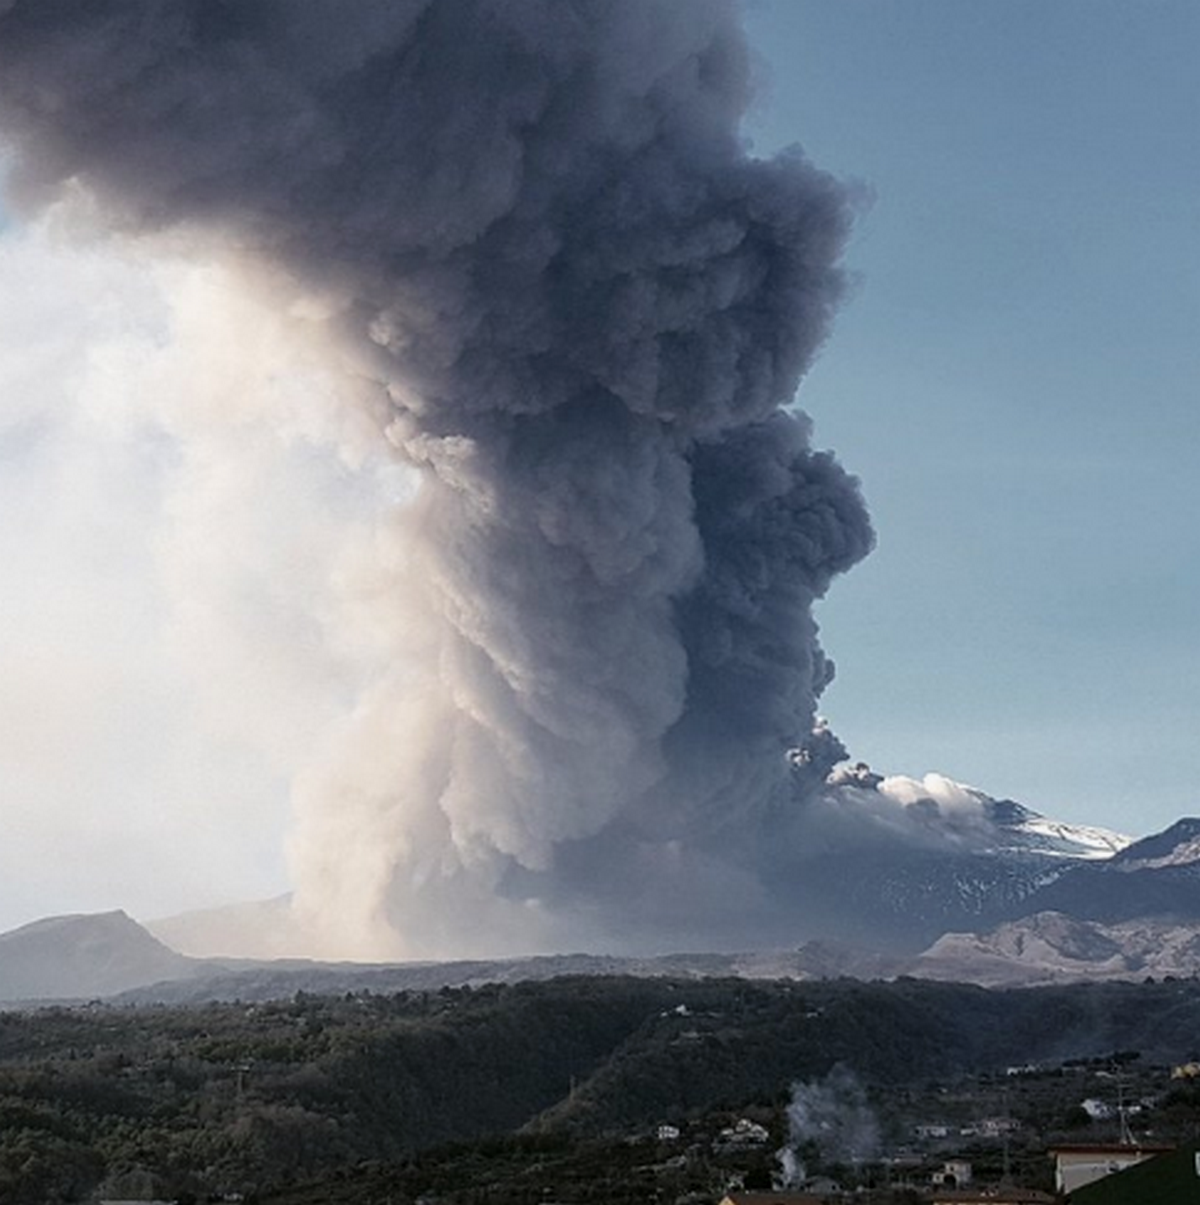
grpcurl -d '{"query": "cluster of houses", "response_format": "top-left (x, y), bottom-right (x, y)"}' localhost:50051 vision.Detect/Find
top-left (914, 1117), bottom-right (1021, 1142)
top-left (711, 1139), bottom-right (1200, 1202)
top-left (716, 1118), bottom-right (774, 1150)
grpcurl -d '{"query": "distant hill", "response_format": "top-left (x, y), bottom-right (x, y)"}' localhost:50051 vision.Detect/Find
top-left (914, 911), bottom-right (1200, 987)
top-left (0, 910), bottom-right (200, 1002)
top-left (146, 894), bottom-right (308, 959)
top-left (107, 948), bottom-right (890, 1007)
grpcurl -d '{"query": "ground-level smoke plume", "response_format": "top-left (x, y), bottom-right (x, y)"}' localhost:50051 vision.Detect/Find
top-left (777, 1067), bottom-right (881, 1187)
top-left (0, 0), bottom-right (872, 957)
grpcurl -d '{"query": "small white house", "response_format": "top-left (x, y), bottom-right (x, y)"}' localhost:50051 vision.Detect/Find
top-left (931, 1159), bottom-right (972, 1187)
top-left (718, 1118), bottom-right (771, 1146)
top-left (977, 1116), bottom-right (1021, 1137)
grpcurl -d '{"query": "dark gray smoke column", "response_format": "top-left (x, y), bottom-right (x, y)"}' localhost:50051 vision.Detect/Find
top-left (0, 0), bottom-right (873, 955)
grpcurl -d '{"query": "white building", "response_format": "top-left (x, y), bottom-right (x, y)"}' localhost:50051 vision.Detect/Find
top-left (931, 1159), bottom-right (972, 1187)
top-left (1048, 1143), bottom-right (1173, 1194)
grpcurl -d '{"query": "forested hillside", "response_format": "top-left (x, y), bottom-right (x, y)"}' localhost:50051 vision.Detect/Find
top-left (3, 975), bottom-right (1200, 1202)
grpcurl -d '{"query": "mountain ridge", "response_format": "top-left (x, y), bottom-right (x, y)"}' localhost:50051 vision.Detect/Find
top-left (0, 909), bottom-right (202, 1002)
top-left (5, 784), bottom-right (1198, 1005)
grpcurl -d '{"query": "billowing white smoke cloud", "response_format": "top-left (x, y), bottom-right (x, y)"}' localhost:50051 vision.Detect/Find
top-left (0, 225), bottom-right (398, 929)
top-left (777, 1066), bottom-right (880, 1187)
top-left (806, 764), bottom-right (1013, 855)
top-left (0, 0), bottom-right (873, 957)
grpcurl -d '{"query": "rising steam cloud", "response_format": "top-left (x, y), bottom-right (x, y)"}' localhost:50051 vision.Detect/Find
top-left (778, 1067), bottom-right (881, 1186)
top-left (0, 0), bottom-right (872, 957)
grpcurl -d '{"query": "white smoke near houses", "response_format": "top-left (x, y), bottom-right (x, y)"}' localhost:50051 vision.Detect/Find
top-left (777, 1066), bottom-right (881, 1186)
top-left (0, 0), bottom-right (873, 957)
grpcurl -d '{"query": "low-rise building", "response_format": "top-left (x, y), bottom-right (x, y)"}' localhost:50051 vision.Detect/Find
top-left (1048, 1142), bottom-right (1174, 1194)
top-left (1066, 1142), bottom-right (1200, 1203)
top-left (928, 1189), bottom-right (1053, 1205)
top-left (976, 1116), bottom-right (1020, 1137)
top-left (717, 1118), bottom-right (771, 1147)
top-left (719, 1192), bottom-right (826, 1205)
top-left (931, 1159), bottom-right (973, 1187)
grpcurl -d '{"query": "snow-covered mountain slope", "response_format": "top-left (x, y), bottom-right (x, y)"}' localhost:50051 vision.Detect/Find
top-left (984, 799), bottom-right (1131, 860)
top-left (1018, 817), bottom-right (1200, 924)
top-left (1109, 818), bottom-right (1200, 871)
top-left (821, 768), bottom-right (1130, 859)
top-left (795, 771), bottom-right (1135, 951)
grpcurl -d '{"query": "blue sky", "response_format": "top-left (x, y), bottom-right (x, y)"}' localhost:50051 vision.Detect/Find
top-left (744, 0), bottom-right (1200, 834)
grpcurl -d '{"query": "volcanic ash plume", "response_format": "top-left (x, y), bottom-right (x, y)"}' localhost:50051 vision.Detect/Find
top-left (0, 0), bottom-right (872, 956)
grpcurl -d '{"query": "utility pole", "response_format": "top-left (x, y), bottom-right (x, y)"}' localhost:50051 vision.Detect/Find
top-left (1001, 1079), bottom-right (1011, 1184)
top-left (1116, 1071), bottom-right (1134, 1146)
